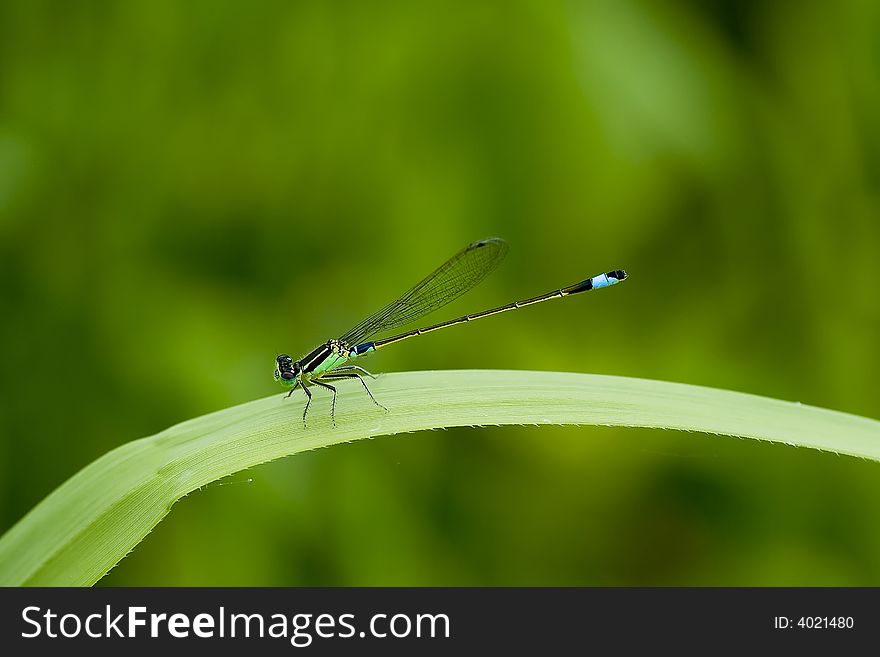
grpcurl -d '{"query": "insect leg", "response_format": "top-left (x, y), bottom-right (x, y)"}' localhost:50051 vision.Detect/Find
top-left (285, 380), bottom-right (301, 398)
top-left (321, 372), bottom-right (388, 412)
top-left (312, 380), bottom-right (338, 427)
top-left (331, 365), bottom-right (379, 379)
top-left (301, 384), bottom-right (313, 428)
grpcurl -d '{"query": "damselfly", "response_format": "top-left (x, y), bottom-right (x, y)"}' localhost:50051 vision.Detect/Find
top-left (275, 238), bottom-right (627, 426)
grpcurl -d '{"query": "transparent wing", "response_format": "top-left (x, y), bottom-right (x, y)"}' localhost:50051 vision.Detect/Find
top-left (340, 237), bottom-right (509, 345)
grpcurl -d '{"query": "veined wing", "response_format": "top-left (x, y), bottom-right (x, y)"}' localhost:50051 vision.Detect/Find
top-left (339, 237), bottom-right (509, 346)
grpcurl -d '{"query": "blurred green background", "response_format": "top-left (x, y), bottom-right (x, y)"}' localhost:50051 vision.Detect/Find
top-left (1, 0), bottom-right (879, 586)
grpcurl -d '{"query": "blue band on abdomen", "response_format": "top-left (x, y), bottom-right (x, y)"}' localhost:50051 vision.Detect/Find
top-left (590, 273), bottom-right (611, 289)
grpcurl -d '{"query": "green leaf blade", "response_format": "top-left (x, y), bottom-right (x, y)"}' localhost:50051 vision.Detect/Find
top-left (1, 370), bottom-right (878, 586)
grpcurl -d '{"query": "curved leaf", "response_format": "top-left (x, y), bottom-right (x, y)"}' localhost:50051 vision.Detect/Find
top-left (1, 370), bottom-right (878, 586)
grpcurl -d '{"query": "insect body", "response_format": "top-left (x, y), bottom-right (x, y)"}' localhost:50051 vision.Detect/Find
top-left (275, 238), bottom-right (627, 426)
top-left (274, 338), bottom-right (384, 424)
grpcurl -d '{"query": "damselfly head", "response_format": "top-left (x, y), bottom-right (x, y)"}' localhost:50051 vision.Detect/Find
top-left (274, 353), bottom-right (299, 384)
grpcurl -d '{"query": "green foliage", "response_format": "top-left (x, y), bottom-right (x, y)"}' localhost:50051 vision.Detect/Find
top-left (2, 371), bottom-right (877, 586)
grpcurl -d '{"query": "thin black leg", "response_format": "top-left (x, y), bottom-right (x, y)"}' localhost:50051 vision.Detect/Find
top-left (321, 373), bottom-right (388, 412)
top-left (301, 385), bottom-right (313, 427)
top-left (312, 380), bottom-right (338, 427)
top-left (285, 380), bottom-right (301, 398)
top-left (332, 365), bottom-right (379, 379)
